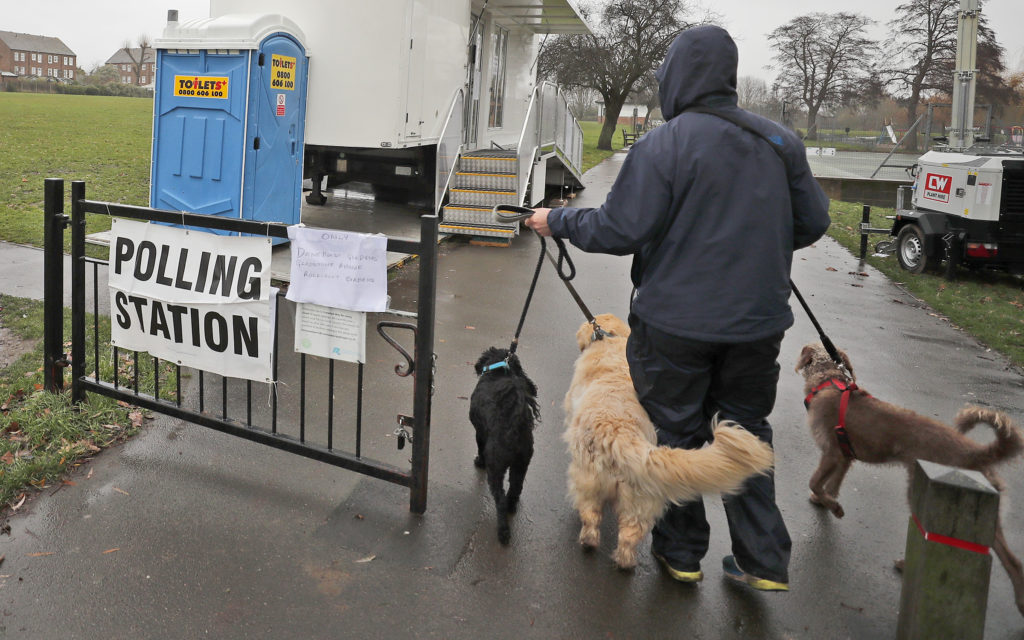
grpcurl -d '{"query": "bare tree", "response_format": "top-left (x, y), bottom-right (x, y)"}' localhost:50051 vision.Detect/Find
top-left (885, 0), bottom-right (1015, 148)
top-left (632, 70), bottom-right (661, 128)
top-left (563, 85), bottom-right (601, 120)
top-left (737, 76), bottom-right (770, 110)
top-left (883, 0), bottom-right (964, 150)
top-left (121, 35), bottom-right (152, 85)
top-left (768, 12), bottom-right (876, 139)
top-left (539, 0), bottom-right (705, 150)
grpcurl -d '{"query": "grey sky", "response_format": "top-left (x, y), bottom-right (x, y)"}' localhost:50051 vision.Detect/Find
top-left (5, 1), bottom-right (1024, 85)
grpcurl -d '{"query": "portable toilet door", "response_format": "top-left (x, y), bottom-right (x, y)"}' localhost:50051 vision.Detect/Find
top-left (242, 33), bottom-right (308, 226)
top-left (151, 13), bottom-right (308, 237)
top-left (150, 48), bottom-right (250, 222)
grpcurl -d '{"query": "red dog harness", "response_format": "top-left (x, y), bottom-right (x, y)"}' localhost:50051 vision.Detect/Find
top-left (804, 378), bottom-right (871, 459)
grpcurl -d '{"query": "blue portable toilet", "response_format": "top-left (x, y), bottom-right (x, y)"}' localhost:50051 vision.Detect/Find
top-left (151, 11), bottom-right (308, 238)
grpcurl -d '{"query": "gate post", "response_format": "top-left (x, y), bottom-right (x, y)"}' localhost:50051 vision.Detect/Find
top-left (897, 460), bottom-right (999, 640)
top-left (859, 205), bottom-right (870, 262)
top-left (43, 178), bottom-right (68, 392)
top-left (70, 181), bottom-right (87, 403)
top-left (409, 214), bottom-right (438, 514)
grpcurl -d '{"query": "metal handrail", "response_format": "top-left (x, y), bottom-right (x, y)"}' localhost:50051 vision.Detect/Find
top-left (515, 88), bottom-right (542, 205)
top-left (514, 81), bottom-right (584, 205)
top-left (435, 87), bottom-right (466, 215)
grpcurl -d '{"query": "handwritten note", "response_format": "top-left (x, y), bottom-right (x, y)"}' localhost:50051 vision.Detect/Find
top-left (286, 225), bottom-right (387, 312)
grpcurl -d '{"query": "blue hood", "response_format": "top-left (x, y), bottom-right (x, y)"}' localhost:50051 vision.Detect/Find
top-left (656, 25), bottom-right (738, 120)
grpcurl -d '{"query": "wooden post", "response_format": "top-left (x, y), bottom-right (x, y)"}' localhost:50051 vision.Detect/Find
top-left (897, 460), bottom-right (999, 640)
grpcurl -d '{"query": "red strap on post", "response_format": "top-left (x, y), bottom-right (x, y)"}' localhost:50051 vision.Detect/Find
top-left (912, 513), bottom-right (991, 555)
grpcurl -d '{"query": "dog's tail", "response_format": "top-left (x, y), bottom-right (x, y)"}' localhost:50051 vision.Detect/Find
top-left (955, 405), bottom-right (1024, 468)
top-left (636, 418), bottom-right (775, 506)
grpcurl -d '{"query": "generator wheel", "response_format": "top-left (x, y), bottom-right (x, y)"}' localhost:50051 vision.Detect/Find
top-left (896, 224), bottom-right (934, 274)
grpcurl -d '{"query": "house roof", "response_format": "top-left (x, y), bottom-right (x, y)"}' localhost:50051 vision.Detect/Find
top-left (0, 31), bottom-right (75, 56)
top-left (105, 47), bottom-right (156, 65)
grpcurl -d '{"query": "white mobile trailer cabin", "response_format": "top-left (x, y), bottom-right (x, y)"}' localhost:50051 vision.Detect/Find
top-left (204, 0), bottom-right (591, 231)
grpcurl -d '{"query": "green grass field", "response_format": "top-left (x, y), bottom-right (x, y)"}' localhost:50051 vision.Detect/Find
top-left (0, 93), bottom-right (152, 251)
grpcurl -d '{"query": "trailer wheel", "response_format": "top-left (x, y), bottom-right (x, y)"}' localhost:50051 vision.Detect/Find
top-left (896, 224), bottom-right (934, 274)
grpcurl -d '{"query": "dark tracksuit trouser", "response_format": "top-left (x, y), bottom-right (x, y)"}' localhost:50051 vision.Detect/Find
top-left (625, 313), bottom-right (792, 583)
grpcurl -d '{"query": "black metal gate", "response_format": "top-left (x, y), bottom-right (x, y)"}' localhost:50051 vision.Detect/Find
top-left (42, 179), bottom-right (438, 513)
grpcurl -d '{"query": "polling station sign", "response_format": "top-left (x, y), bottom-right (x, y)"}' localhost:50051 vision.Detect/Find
top-left (107, 219), bottom-right (274, 382)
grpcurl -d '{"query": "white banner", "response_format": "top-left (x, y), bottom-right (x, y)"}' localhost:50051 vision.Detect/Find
top-left (285, 225), bottom-right (388, 312)
top-left (108, 219), bottom-right (275, 382)
top-left (294, 303), bottom-right (366, 363)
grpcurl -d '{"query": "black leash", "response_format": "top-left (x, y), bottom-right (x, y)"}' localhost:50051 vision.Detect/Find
top-left (493, 205), bottom-right (611, 343)
top-left (789, 278), bottom-right (850, 376)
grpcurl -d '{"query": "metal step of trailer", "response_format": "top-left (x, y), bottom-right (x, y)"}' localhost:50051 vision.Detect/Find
top-left (459, 149), bottom-right (518, 174)
top-left (452, 171), bottom-right (517, 191)
top-left (439, 221), bottom-right (518, 239)
top-left (448, 188), bottom-right (519, 208)
top-left (441, 149), bottom-right (521, 241)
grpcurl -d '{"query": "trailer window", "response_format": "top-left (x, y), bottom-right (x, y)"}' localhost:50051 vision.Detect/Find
top-left (488, 26), bottom-right (508, 129)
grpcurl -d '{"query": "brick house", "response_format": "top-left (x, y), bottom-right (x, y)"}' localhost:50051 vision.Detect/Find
top-left (0, 31), bottom-right (77, 82)
top-left (105, 47), bottom-right (156, 87)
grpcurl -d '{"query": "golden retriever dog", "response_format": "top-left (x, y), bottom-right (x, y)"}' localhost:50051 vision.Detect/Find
top-left (563, 313), bottom-right (775, 570)
top-left (796, 342), bottom-right (1024, 615)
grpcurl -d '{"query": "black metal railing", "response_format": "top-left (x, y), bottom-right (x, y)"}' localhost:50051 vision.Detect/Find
top-left (43, 179), bottom-right (438, 513)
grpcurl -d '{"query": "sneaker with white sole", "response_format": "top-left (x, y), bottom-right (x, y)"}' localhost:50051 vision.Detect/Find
top-left (722, 555), bottom-right (788, 592)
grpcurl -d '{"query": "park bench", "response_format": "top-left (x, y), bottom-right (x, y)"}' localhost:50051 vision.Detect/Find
top-left (622, 128), bottom-right (639, 146)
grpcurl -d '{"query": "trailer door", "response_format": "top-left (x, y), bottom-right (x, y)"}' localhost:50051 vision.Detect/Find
top-left (403, 0), bottom-right (428, 141)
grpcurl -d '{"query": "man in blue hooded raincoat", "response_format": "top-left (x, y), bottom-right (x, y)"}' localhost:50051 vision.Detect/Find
top-left (527, 25), bottom-right (831, 590)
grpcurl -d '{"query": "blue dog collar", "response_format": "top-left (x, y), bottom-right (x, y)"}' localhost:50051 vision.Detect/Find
top-left (480, 361), bottom-right (510, 374)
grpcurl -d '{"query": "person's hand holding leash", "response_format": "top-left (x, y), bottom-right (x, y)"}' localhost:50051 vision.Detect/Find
top-left (525, 208), bottom-right (552, 237)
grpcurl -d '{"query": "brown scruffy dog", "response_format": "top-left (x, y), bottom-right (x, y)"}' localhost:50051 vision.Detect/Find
top-left (563, 313), bottom-right (775, 570)
top-left (796, 342), bottom-right (1024, 615)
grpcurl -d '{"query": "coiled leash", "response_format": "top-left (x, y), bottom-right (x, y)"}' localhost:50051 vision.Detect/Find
top-left (493, 205), bottom-right (611, 344)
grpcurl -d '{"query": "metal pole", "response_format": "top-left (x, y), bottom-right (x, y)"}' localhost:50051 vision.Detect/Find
top-left (43, 178), bottom-right (67, 392)
top-left (859, 205), bottom-right (870, 262)
top-left (70, 181), bottom-right (87, 403)
top-left (409, 214), bottom-right (438, 514)
top-left (870, 112), bottom-right (926, 178)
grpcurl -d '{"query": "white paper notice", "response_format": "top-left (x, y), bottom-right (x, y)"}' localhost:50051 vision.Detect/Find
top-left (294, 303), bottom-right (366, 363)
top-left (977, 182), bottom-right (993, 206)
top-left (286, 226), bottom-right (387, 312)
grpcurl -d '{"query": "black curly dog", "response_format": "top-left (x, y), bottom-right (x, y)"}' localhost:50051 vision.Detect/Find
top-left (470, 347), bottom-right (540, 545)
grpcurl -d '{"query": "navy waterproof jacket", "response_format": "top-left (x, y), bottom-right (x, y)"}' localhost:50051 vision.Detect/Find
top-left (547, 25), bottom-right (831, 342)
